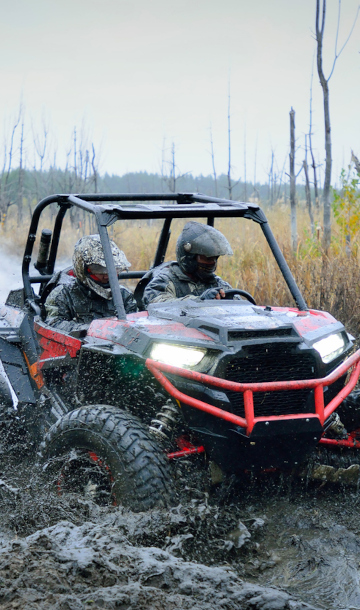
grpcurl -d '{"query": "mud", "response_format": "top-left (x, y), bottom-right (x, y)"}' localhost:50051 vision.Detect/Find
top-left (0, 256), bottom-right (358, 609)
top-left (2, 451), bottom-right (360, 610)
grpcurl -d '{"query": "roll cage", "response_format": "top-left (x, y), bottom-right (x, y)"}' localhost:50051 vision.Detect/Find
top-left (22, 192), bottom-right (308, 319)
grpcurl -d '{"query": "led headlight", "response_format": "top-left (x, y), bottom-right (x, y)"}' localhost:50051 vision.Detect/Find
top-left (313, 332), bottom-right (346, 363)
top-left (150, 343), bottom-right (206, 368)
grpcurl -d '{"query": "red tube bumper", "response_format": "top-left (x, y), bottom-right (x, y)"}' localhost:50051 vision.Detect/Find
top-left (146, 350), bottom-right (360, 435)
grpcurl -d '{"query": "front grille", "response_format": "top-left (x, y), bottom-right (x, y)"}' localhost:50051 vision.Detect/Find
top-left (228, 328), bottom-right (293, 341)
top-left (224, 343), bottom-right (317, 418)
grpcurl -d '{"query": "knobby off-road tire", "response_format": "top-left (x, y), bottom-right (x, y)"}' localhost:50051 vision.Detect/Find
top-left (42, 405), bottom-right (175, 511)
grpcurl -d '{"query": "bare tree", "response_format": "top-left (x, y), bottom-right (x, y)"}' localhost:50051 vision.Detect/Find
top-left (17, 118), bottom-right (25, 223)
top-left (267, 149), bottom-right (275, 206)
top-left (315, 0), bottom-right (331, 250)
top-left (315, 0), bottom-right (360, 251)
top-left (33, 114), bottom-right (49, 173)
top-left (303, 158), bottom-right (315, 235)
top-left (170, 142), bottom-right (176, 193)
top-left (91, 143), bottom-right (98, 193)
top-left (275, 154), bottom-right (287, 202)
top-left (289, 107), bottom-right (297, 251)
top-left (73, 127), bottom-right (78, 191)
top-left (32, 115), bottom-right (51, 205)
top-left (308, 54), bottom-right (320, 210)
top-left (0, 136), bottom-right (8, 223)
top-left (253, 135), bottom-right (260, 201)
top-left (161, 141), bottom-right (189, 194)
top-left (2, 106), bottom-right (22, 225)
top-left (209, 124), bottom-right (218, 197)
top-left (243, 126), bottom-right (247, 202)
top-left (227, 86), bottom-right (233, 200)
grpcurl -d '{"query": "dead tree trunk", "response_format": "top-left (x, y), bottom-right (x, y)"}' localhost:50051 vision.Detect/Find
top-left (309, 56), bottom-right (320, 210)
top-left (17, 120), bottom-right (24, 224)
top-left (91, 144), bottom-right (98, 232)
top-left (170, 142), bottom-right (176, 193)
top-left (289, 107), bottom-right (297, 251)
top-left (91, 144), bottom-right (98, 193)
top-left (267, 151), bottom-right (274, 206)
top-left (227, 89), bottom-right (232, 200)
top-left (209, 125), bottom-right (218, 197)
top-left (303, 159), bottom-right (315, 235)
top-left (3, 112), bottom-right (20, 227)
top-left (316, 0), bottom-right (332, 251)
top-left (243, 127), bottom-right (247, 202)
top-left (253, 136), bottom-right (260, 201)
top-left (314, 0), bottom-right (359, 250)
top-left (0, 144), bottom-right (7, 224)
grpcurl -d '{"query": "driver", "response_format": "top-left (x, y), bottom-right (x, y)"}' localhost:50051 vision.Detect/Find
top-left (45, 234), bottom-right (137, 334)
top-left (143, 221), bottom-right (234, 307)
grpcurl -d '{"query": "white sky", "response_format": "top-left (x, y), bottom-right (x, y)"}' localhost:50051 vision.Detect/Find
top-left (0, 0), bottom-right (359, 185)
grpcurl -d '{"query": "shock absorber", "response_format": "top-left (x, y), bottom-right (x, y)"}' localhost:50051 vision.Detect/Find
top-left (149, 400), bottom-right (180, 444)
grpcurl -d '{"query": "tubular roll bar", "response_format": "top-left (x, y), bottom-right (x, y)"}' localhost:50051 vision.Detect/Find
top-left (22, 192), bottom-right (309, 318)
top-left (146, 350), bottom-right (360, 436)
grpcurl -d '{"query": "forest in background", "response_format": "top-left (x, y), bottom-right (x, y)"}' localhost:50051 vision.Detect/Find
top-left (0, 165), bottom-right (313, 228)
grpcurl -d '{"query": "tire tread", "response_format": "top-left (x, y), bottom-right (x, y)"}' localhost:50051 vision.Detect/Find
top-left (43, 405), bottom-right (174, 510)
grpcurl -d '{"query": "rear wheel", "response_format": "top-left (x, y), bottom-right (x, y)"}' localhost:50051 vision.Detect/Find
top-left (41, 405), bottom-right (175, 510)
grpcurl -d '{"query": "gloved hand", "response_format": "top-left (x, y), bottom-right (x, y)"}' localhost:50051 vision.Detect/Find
top-left (200, 287), bottom-right (222, 300)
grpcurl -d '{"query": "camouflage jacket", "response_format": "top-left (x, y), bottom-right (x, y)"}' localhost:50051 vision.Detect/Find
top-left (45, 272), bottom-right (137, 335)
top-left (143, 262), bottom-right (232, 308)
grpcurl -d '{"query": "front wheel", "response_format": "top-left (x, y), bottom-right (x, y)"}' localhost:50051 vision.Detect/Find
top-left (41, 405), bottom-right (175, 510)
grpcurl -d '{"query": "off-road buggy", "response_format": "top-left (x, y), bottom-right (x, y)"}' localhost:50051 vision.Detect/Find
top-left (1, 193), bottom-right (360, 509)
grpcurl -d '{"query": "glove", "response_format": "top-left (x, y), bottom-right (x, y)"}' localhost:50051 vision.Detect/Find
top-left (200, 287), bottom-right (221, 300)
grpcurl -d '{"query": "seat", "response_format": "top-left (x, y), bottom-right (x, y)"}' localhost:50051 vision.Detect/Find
top-left (133, 262), bottom-right (173, 311)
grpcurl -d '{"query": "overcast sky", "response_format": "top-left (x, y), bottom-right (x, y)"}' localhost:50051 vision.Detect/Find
top-left (0, 0), bottom-right (359, 185)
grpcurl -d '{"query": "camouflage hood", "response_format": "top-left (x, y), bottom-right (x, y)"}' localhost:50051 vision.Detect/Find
top-left (73, 234), bottom-right (131, 299)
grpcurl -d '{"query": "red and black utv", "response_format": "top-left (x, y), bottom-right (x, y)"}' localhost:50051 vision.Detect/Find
top-left (0, 193), bottom-right (359, 508)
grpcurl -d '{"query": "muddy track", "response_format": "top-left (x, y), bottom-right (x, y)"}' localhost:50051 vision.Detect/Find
top-left (2, 450), bottom-right (360, 609)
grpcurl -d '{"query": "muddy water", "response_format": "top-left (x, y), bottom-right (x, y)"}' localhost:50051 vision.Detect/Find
top-left (1, 452), bottom-right (360, 609)
top-left (238, 479), bottom-right (360, 610)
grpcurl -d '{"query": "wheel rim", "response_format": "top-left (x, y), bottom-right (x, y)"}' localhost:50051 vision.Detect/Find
top-left (56, 449), bottom-right (116, 506)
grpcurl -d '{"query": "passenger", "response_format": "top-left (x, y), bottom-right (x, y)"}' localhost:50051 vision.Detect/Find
top-left (45, 234), bottom-right (137, 334)
top-left (143, 221), bottom-right (234, 307)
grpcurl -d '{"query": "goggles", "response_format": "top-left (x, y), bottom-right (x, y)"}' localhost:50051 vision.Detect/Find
top-left (86, 264), bottom-right (123, 284)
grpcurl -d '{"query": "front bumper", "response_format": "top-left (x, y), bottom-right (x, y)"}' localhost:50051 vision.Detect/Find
top-left (146, 350), bottom-right (360, 471)
top-left (146, 349), bottom-right (360, 436)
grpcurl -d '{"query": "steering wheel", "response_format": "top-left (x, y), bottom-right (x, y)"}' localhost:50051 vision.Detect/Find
top-left (223, 289), bottom-right (256, 305)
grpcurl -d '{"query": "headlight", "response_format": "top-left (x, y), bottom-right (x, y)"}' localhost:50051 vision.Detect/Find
top-left (313, 333), bottom-right (346, 363)
top-left (150, 343), bottom-right (206, 368)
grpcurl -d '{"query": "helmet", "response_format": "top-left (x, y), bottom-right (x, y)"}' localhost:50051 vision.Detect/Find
top-left (176, 221), bottom-right (233, 280)
top-left (73, 234), bottom-right (131, 299)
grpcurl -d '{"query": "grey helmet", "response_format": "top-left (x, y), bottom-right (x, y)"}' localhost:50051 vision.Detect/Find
top-left (73, 234), bottom-right (131, 299)
top-left (176, 221), bottom-right (233, 280)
